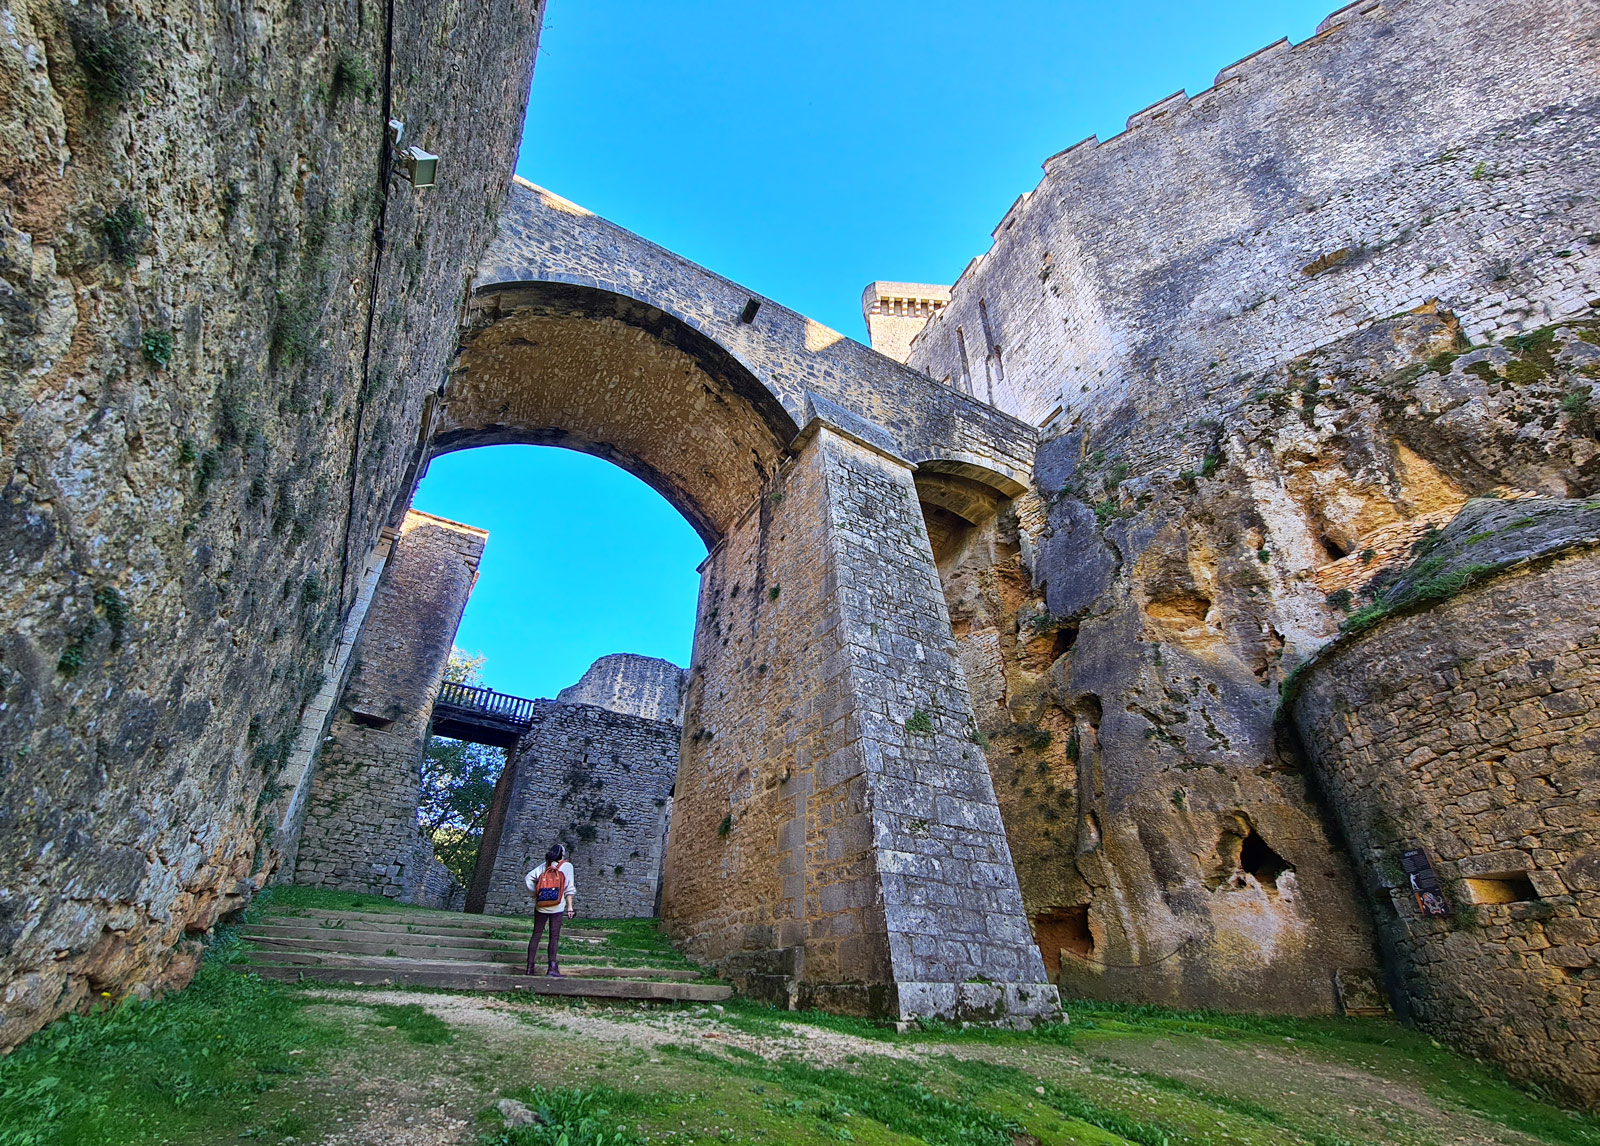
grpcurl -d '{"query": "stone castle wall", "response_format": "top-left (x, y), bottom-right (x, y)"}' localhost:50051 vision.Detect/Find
top-left (480, 700), bottom-right (679, 920)
top-left (0, 0), bottom-right (540, 1048)
top-left (292, 511), bottom-right (485, 905)
top-left (556, 653), bottom-right (686, 723)
top-left (1293, 528), bottom-right (1600, 1104)
top-left (909, 0), bottom-right (1600, 429)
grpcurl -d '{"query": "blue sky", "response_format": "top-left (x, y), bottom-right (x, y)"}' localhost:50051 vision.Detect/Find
top-left (417, 0), bottom-right (1335, 699)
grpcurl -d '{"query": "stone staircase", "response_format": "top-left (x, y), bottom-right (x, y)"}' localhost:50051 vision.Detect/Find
top-left (237, 903), bottom-right (733, 1003)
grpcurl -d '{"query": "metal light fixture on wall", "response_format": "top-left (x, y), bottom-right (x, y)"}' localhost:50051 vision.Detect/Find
top-left (398, 145), bottom-right (439, 189)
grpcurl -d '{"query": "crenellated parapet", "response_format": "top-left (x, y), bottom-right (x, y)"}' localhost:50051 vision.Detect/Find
top-left (910, 0), bottom-right (1600, 429)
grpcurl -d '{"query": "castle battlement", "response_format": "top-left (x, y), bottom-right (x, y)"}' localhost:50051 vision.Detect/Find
top-left (911, 0), bottom-right (1600, 427)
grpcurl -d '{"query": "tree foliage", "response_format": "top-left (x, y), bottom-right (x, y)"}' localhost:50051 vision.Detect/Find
top-left (421, 647), bottom-right (501, 886)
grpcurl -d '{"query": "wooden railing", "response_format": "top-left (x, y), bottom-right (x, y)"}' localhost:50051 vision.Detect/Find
top-left (434, 681), bottom-right (536, 726)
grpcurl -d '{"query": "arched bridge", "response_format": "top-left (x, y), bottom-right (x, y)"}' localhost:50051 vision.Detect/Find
top-left (412, 181), bottom-right (1056, 1023)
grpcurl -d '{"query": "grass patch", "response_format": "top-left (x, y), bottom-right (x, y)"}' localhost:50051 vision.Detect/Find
top-left (0, 961), bottom-right (340, 1146)
top-left (1338, 561), bottom-right (1498, 638)
top-left (660, 1046), bottom-right (1024, 1145)
top-left (949, 1058), bottom-right (1191, 1146)
top-left (367, 1002), bottom-right (453, 1044)
top-left (1065, 1000), bottom-right (1600, 1145)
top-left (67, 12), bottom-right (145, 104)
top-left (101, 202), bottom-right (145, 267)
top-left (480, 1085), bottom-right (649, 1145)
top-left (251, 884), bottom-right (415, 915)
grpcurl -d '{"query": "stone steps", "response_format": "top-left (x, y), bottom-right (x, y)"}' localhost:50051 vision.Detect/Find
top-left (238, 948), bottom-right (705, 981)
top-left (243, 922), bottom-right (601, 952)
top-left (249, 961), bottom-right (732, 1000)
top-left (238, 906), bottom-right (727, 1003)
top-left (243, 931), bottom-right (678, 969)
top-left (257, 908), bottom-right (612, 940)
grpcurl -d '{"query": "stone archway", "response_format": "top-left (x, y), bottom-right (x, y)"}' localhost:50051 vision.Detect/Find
top-left (302, 179), bottom-right (1058, 1022)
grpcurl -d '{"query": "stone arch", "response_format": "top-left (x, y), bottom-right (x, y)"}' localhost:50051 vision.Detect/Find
top-left (913, 458), bottom-right (1026, 567)
top-left (436, 280), bottom-right (800, 546)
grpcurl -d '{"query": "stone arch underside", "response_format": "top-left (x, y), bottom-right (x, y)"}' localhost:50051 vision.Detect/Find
top-left (437, 281), bottom-right (798, 546)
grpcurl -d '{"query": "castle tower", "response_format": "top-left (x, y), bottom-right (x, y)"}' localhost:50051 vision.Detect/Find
top-left (860, 281), bottom-right (950, 363)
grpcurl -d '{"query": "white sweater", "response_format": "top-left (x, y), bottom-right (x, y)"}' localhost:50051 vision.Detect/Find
top-left (524, 861), bottom-right (576, 914)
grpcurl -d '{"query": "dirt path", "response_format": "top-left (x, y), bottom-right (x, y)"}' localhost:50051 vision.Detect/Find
top-left (283, 990), bottom-right (1576, 1146)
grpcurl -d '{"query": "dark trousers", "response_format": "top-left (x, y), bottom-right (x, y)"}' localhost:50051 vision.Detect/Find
top-left (526, 911), bottom-right (564, 973)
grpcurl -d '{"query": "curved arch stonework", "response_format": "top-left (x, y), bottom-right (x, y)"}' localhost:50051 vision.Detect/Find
top-left (295, 179), bottom-right (1059, 1021)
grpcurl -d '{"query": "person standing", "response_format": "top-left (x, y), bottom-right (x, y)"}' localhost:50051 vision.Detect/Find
top-left (524, 844), bottom-right (576, 976)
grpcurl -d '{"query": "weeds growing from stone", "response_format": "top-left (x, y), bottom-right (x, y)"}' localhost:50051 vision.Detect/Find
top-left (67, 13), bottom-right (145, 104)
top-left (331, 48), bottom-right (376, 103)
top-left (101, 203), bottom-right (146, 267)
top-left (140, 330), bottom-right (173, 368)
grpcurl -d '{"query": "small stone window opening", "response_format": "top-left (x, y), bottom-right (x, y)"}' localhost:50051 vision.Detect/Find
top-left (1464, 872), bottom-right (1539, 904)
top-left (1032, 905), bottom-right (1094, 981)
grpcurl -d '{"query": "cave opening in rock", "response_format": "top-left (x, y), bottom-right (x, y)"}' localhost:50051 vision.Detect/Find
top-left (1240, 828), bottom-right (1294, 889)
top-left (1319, 534), bottom-right (1349, 562)
top-left (1052, 622), bottom-right (1079, 660)
top-left (1031, 904), bottom-right (1094, 980)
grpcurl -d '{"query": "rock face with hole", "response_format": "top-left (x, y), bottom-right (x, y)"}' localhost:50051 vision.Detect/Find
top-left (1292, 511), bottom-right (1600, 1106)
top-left (899, 0), bottom-right (1600, 1042)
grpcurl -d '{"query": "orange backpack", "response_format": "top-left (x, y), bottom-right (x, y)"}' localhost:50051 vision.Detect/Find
top-left (534, 864), bottom-right (566, 907)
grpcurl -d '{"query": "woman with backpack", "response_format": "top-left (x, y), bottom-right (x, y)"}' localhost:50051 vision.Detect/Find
top-left (523, 844), bottom-right (576, 976)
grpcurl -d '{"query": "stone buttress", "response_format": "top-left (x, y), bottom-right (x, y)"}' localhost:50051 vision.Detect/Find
top-left (291, 511), bottom-right (485, 905)
top-left (663, 400), bottom-right (1057, 1021)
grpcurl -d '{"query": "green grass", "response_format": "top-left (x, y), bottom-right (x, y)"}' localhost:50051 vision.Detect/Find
top-left (0, 960), bottom-right (340, 1146)
top-left (366, 1002), bottom-right (453, 1044)
top-left (479, 1085), bottom-right (649, 1145)
top-left (1063, 1000), bottom-right (1600, 1145)
top-left (250, 884), bottom-right (429, 915)
top-left (655, 1047), bottom-right (1026, 1146)
top-left (13, 897), bottom-right (1599, 1146)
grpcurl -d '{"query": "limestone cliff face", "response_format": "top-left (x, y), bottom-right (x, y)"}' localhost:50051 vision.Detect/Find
top-left (901, 0), bottom-right (1599, 1014)
top-left (0, 0), bottom-right (540, 1048)
top-left (943, 312), bottom-right (1600, 1011)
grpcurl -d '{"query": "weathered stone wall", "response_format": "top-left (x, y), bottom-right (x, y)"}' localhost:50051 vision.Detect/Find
top-left (1293, 515), bottom-right (1600, 1104)
top-left (909, 0), bottom-right (1600, 429)
top-left (293, 511), bottom-right (485, 904)
top-left (556, 653), bottom-right (686, 724)
top-left (0, 0), bottom-right (540, 1048)
top-left (480, 700), bottom-right (679, 920)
